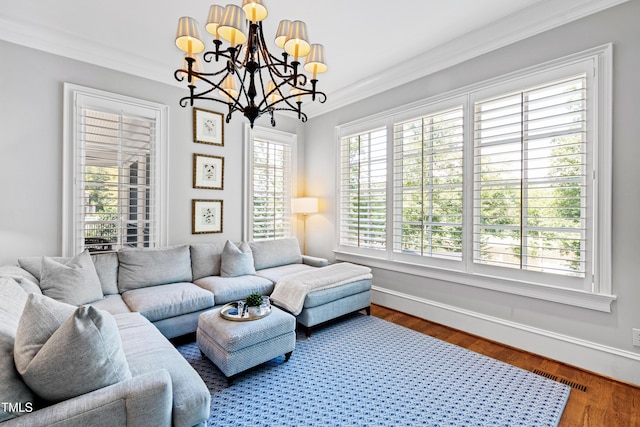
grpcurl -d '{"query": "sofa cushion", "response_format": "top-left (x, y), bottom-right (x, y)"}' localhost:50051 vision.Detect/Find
top-left (91, 252), bottom-right (120, 295)
top-left (40, 250), bottom-right (104, 305)
top-left (121, 282), bottom-right (215, 322)
top-left (250, 237), bottom-right (302, 270)
top-left (117, 245), bottom-right (192, 292)
top-left (90, 294), bottom-right (133, 315)
top-left (0, 265), bottom-right (42, 294)
top-left (221, 241), bottom-right (256, 278)
top-left (0, 278), bottom-right (36, 422)
top-left (194, 274), bottom-right (274, 305)
top-left (304, 278), bottom-right (373, 308)
top-left (190, 242), bottom-right (226, 280)
top-left (14, 294), bottom-right (131, 402)
top-left (256, 263), bottom-right (317, 283)
top-left (115, 312), bottom-right (211, 427)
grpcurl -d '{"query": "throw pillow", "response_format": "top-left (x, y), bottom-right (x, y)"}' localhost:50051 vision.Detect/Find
top-left (0, 278), bottom-right (36, 422)
top-left (14, 294), bottom-right (132, 402)
top-left (40, 250), bottom-right (104, 305)
top-left (220, 241), bottom-right (256, 278)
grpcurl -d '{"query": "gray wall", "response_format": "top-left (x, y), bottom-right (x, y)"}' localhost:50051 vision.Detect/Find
top-left (304, 1), bottom-right (640, 368)
top-left (0, 39), bottom-right (301, 265)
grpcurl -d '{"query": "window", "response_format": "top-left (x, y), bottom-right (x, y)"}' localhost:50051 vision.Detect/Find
top-left (393, 107), bottom-right (464, 260)
top-left (339, 128), bottom-right (387, 251)
top-left (244, 126), bottom-right (296, 241)
top-left (63, 84), bottom-right (168, 256)
top-left (473, 76), bottom-right (588, 281)
top-left (336, 45), bottom-right (613, 310)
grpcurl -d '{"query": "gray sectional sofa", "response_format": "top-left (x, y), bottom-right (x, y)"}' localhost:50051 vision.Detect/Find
top-left (0, 237), bottom-right (372, 427)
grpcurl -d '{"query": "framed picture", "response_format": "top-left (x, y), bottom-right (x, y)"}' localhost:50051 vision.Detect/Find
top-left (192, 199), bottom-right (223, 234)
top-left (193, 153), bottom-right (224, 190)
top-left (193, 107), bottom-right (224, 146)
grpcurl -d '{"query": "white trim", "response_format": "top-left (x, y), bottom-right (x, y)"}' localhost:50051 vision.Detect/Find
top-left (242, 125), bottom-right (298, 241)
top-left (335, 45), bottom-right (614, 311)
top-left (305, 0), bottom-right (628, 117)
top-left (372, 286), bottom-right (640, 386)
top-left (62, 83), bottom-right (168, 256)
top-left (339, 251), bottom-right (615, 312)
top-left (0, 1), bottom-right (627, 119)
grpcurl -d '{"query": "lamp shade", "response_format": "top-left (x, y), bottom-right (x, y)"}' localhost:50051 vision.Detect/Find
top-left (283, 20), bottom-right (310, 59)
top-left (274, 19), bottom-right (291, 48)
top-left (242, 0), bottom-right (268, 22)
top-left (218, 4), bottom-right (247, 47)
top-left (175, 17), bottom-right (205, 54)
top-left (205, 5), bottom-right (225, 37)
top-left (292, 197), bottom-right (318, 214)
top-left (304, 44), bottom-right (328, 78)
top-left (218, 74), bottom-right (239, 99)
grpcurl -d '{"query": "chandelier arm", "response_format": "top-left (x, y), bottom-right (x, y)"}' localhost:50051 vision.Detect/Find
top-left (174, 69), bottom-right (187, 82)
top-left (203, 45), bottom-right (245, 70)
top-left (254, 21), bottom-right (290, 73)
top-left (271, 106), bottom-right (308, 123)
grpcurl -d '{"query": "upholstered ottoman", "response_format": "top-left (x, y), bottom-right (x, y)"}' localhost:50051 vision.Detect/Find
top-left (197, 306), bottom-right (296, 384)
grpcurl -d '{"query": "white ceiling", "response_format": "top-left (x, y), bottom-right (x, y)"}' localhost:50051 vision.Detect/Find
top-left (0, 0), bottom-right (626, 117)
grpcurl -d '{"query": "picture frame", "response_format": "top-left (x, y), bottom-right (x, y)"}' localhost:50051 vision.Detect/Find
top-left (193, 107), bottom-right (224, 146)
top-left (193, 153), bottom-right (224, 190)
top-left (192, 199), bottom-right (223, 234)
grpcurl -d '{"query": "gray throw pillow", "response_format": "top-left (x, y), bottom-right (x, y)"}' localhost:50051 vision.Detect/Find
top-left (14, 294), bottom-right (131, 402)
top-left (220, 241), bottom-right (256, 278)
top-left (0, 278), bottom-right (36, 422)
top-left (40, 250), bottom-right (104, 305)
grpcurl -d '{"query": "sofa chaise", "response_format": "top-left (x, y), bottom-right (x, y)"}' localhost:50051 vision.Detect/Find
top-left (0, 237), bottom-right (372, 426)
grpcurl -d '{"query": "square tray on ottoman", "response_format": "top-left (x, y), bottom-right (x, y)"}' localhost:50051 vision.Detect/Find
top-left (197, 306), bottom-right (296, 384)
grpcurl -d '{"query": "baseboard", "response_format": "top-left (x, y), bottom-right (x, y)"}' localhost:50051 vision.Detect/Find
top-left (371, 286), bottom-right (640, 386)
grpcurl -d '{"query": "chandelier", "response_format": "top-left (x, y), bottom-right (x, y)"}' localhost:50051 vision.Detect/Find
top-left (174, 0), bottom-right (328, 128)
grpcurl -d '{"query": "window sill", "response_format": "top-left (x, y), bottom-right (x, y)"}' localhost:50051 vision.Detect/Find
top-left (334, 251), bottom-right (616, 313)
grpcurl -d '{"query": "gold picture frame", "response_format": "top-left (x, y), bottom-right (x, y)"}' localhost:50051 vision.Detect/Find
top-left (192, 199), bottom-right (223, 234)
top-left (193, 107), bottom-right (224, 146)
top-left (193, 153), bottom-right (224, 190)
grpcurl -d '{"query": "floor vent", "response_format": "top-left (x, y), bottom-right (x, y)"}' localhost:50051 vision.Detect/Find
top-left (532, 369), bottom-right (587, 392)
top-left (559, 378), bottom-right (588, 392)
top-left (532, 369), bottom-right (558, 381)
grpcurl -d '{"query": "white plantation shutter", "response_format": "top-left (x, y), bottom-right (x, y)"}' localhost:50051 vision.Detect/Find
top-left (64, 84), bottom-right (166, 256)
top-left (339, 128), bottom-right (387, 250)
top-left (473, 74), bottom-right (588, 277)
top-left (251, 138), bottom-right (292, 240)
top-left (78, 106), bottom-right (157, 252)
top-left (393, 107), bottom-right (464, 259)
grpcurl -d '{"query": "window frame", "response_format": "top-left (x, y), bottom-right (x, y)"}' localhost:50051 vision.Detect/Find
top-left (62, 84), bottom-right (169, 256)
top-left (335, 44), bottom-right (614, 312)
top-left (242, 124), bottom-right (298, 242)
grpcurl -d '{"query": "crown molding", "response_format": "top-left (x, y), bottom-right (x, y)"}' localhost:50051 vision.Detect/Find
top-left (303, 0), bottom-right (629, 118)
top-left (0, 0), bottom-right (628, 118)
top-left (0, 15), bottom-right (176, 86)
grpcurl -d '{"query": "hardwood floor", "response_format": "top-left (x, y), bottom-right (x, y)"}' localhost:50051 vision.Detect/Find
top-left (370, 304), bottom-right (640, 427)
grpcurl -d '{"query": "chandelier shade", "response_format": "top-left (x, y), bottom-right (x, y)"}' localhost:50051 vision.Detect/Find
top-left (242, 0), bottom-right (268, 22)
top-left (274, 20), bottom-right (291, 48)
top-left (283, 20), bottom-right (310, 60)
top-left (175, 17), bottom-right (205, 54)
top-left (205, 5), bottom-right (225, 38)
top-left (218, 5), bottom-right (247, 47)
top-left (174, 0), bottom-right (327, 128)
top-left (304, 44), bottom-right (328, 79)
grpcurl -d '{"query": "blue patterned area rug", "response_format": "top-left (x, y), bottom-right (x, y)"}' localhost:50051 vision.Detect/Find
top-left (176, 313), bottom-right (570, 426)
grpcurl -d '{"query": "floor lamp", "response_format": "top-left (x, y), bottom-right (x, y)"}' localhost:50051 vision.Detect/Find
top-left (292, 197), bottom-right (318, 255)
